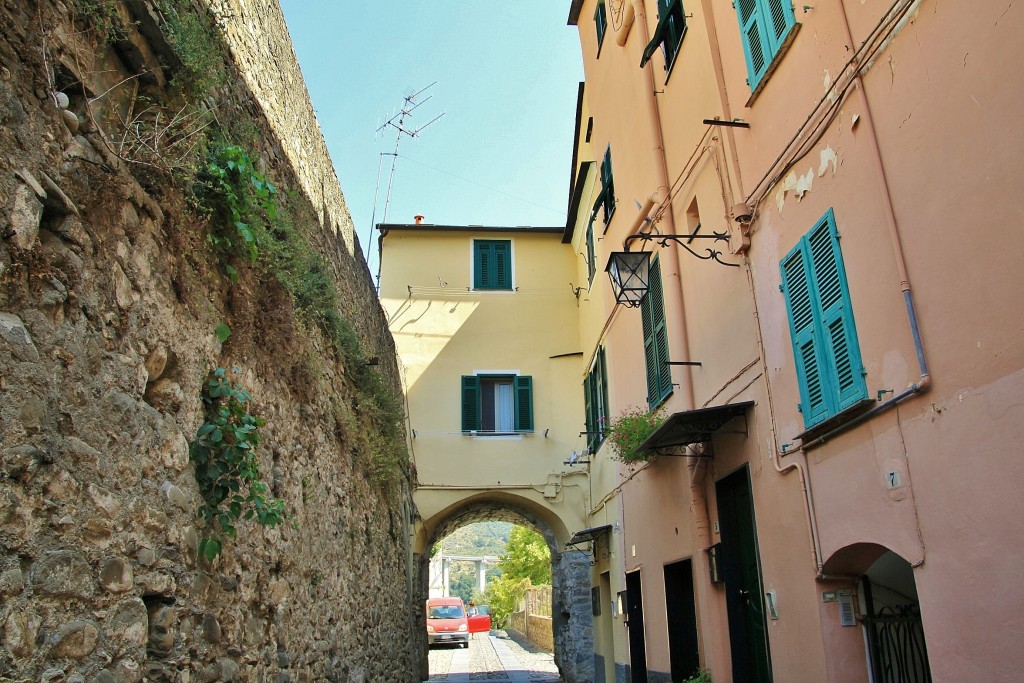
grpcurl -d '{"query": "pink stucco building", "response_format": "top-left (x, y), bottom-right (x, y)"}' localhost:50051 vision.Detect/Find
top-left (564, 0), bottom-right (1024, 680)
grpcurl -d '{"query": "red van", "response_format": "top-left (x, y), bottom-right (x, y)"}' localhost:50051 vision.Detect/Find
top-left (425, 597), bottom-right (470, 647)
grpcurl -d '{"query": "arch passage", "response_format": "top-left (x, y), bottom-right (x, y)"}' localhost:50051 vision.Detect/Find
top-left (417, 498), bottom-right (594, 683)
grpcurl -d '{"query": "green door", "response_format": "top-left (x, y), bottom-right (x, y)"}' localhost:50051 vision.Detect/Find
top-left (716, 466), bottom-right (772, 682)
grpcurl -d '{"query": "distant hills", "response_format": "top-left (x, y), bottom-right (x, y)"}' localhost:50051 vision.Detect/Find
top-left (440, 521), bottom-right (512, 557)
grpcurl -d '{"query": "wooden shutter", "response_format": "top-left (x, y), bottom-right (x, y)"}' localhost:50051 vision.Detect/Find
top-left (642, 257), bottom-right (670, 408)
top-left (765, 0), bottom-right (794, 45)
top-left (737, 0), bottom-right (767, 85)
top-left (461, 375), bottom-right (480, 431)
top-left (781, 246), bottom-right (829, 425)
top-left (807, 211), bottom-right (865, 411)
top-left (514, 376), bottom-right (534, 432)
top-left (584, 375), bottom-right (595, 453)
top-left (600, 149), bottom-right (615, 224)
top-left (598, 347), bottom-right (609, 441)
top-left (474, 241), bottom-right (491, 289)
top-left (493, 241), bottom-right (511, 289)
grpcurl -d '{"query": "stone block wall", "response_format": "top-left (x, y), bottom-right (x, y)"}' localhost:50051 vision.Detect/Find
top-left (0, 1), bottom-right (419, 681)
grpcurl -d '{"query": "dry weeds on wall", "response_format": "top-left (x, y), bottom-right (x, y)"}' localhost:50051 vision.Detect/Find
top-left (0, 0), bottom-right (417, 680)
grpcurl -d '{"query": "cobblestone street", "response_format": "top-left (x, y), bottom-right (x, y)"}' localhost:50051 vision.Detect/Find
top-left (425, 631), bottom-right (562, 682)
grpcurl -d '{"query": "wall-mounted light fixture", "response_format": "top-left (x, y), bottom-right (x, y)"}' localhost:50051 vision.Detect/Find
top-left (606, 229), bottom-right (739, 306)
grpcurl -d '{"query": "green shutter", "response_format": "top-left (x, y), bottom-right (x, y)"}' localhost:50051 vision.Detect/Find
top-left (642, 257), bottom-right (670, 408)
top-left (586, 219), bottom-right (597, 283)
top-left (595, 1), bottom-right (607, 48)
top-left (461, 375), bottom-right (480, 431)
top-left (474, 240), bottom-right (512, 290)
top-left (807, 210), bottom-right (866, 411)
top-left (474, 241), bottom-right (491, 289)
top-left (584, 375), bottom-right (595, 453)
top-left (494, 241), bottom-right (511, 289)
top-left (600, 149), bottom-right (615, 224)
top-left (598, 347), bottom-right (610, 439)
top-left (514, 376), bottom-right (534, 432)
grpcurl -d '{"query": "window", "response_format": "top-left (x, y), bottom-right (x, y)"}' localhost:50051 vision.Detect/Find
top-left (593, 147), bottom-right (615, 227)
top-left (473, 240), bottom-right (512, 290)
top-left (735, 0), bottom-right (796, 90)
top-left (641, 256), bottom-right (672, 408)
top-left (595, 0), bottom-right (608, 54)
top-left (640, 0), bottom-right (687, 74)
top-left (461, 374), bottom-right (533, 433)
top-left (584, 347), bottom-right (610, 454)
top-left (585, 215), bottom-right (597, 284)
top-left (780, 209), bottom-right (867, 428)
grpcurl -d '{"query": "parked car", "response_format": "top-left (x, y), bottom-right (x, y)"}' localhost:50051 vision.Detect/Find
top-left (425, 597), bottom-right (470, 647)
top-left (467, 603), bottom-right (491, 634)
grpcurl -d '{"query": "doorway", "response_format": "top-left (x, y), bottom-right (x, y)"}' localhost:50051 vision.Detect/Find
top-left (624, 569), bottom-right (648, 682)
top-left (862, 551), bottom-right (932, 682)
top-left (716, 466), bottom-right (772, 682)
top-left (664, 559), bottom-right (700, 681)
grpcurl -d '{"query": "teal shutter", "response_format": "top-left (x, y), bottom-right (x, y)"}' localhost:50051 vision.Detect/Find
top-left (595, 1), bottom-right (607, 49)
top-left (781, 209), bottom-right (866, 428)
top-left (642, 257), bottom-right (671, 408)
top-left (781, 246), bottom-right (829, 424)
top-left (461, 376), bottom-right (480, 431)
top-left (807, 210), bottom-right (866, 411)
top-left (514, 376), bottom-right (534, 432)
top-left (736, 0), bottom-right (795, 89)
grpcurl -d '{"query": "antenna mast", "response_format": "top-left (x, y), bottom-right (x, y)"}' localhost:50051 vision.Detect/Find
top-left (368, 83), bottom-right (445, 261)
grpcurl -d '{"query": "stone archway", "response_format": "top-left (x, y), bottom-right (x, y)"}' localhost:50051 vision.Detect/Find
top-left (417, 497), bottom-right (594, 683)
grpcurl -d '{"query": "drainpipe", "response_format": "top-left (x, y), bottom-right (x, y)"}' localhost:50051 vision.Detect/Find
top-left (699, 0), bottom-right (746, 200)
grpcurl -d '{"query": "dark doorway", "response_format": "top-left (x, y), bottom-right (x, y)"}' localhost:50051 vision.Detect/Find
top-left (862, 551), bottom-right (932, 682)
top-left (664, 559), bottom-right (700, 681)
top-left (624, 569), bottom-right (648, 682)
top-left (716, 466), bottom-right (772, 682)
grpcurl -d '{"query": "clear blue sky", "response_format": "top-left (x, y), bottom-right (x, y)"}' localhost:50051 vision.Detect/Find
top-left (278, 2), bottom-right (584, 274)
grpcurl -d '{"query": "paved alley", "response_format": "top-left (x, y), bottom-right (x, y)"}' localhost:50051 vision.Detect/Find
top-left (425, 631), bottom-right (562, 682)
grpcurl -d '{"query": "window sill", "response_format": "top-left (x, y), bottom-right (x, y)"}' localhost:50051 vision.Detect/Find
top-left (744, 22), bottom-right (802, 108)
top-left (471, 288), bottom-right (516, 294)
top-left (463, 431), bottom-right (531, 440)
top-left (795, 397), bottom-right (875, 449)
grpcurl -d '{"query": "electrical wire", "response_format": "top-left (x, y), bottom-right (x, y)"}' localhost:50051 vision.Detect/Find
top-left (744, 0), bottom-right (917, 211)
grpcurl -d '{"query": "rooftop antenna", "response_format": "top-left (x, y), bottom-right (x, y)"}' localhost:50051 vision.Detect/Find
top-left (369, 83), bottom-right (445, 287)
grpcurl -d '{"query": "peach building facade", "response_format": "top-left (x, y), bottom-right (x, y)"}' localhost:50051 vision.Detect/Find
top-left (565, 0), bottom-right (1024, 681)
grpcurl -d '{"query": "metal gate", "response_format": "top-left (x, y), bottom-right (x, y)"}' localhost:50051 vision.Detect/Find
top-left (863, 603), bottom-right (932, 683)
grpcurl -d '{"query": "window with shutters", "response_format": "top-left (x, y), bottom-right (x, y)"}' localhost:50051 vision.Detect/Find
top-left (734, 0), bottom-right (797, 91)
top-left (780, 209), bottom-right (867, 429)
top-left (595, 0), bottom-right (608, 55)
top-left (641, 256), bottom-right (672, 409)
top-left (583, 347), bottom-right (610, 454)
top-left (461, 374), bottom-right (533, 434)
top-left (640, 0), bottom-right (687, 76)
top-left (473, 240), bottom-right (513, 290)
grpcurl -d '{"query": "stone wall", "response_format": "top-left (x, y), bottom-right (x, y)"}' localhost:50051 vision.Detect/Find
top-left (205, 0), bottom-right (356, 255)
top-left (0, 1), bottom-right (419, 681)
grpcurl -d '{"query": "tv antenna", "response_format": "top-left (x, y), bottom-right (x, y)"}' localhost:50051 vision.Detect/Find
top-left (368, 83), bottom-right (445, 267)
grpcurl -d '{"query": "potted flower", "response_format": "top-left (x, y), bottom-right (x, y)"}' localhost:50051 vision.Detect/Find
top-left (605, 407), bottom-right (666, 465)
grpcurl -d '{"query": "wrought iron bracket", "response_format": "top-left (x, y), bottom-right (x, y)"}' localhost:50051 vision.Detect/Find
top-left (624, 232), bottom-right (740, 268)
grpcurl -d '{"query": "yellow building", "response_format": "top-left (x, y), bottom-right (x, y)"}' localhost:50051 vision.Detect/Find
top-left (377, 221), bottom-right (597, 681)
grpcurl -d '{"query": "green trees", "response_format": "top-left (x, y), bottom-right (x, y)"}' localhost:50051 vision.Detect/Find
top-left (482, 527), bottom-right (551, 628)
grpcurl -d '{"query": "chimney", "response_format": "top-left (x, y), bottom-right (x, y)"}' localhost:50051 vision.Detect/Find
top-left (414, 214), bottom-right (425, 225)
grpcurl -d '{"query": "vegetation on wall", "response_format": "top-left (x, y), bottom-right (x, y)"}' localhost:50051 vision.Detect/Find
top-left (189, 368), bottom-right (286, 561)
top-left (606, 406), bottom-right (665, 465)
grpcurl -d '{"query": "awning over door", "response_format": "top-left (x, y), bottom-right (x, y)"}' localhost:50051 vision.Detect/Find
top-left (637, 401), bottom-right (755, 456)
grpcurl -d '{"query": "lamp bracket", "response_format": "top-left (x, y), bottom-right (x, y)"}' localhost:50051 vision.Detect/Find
top-left (624, 232), bottom-right (740, 268)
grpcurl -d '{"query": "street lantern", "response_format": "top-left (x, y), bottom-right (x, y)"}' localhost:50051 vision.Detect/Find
top-left (605, 251), bottom-right (652, 308)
